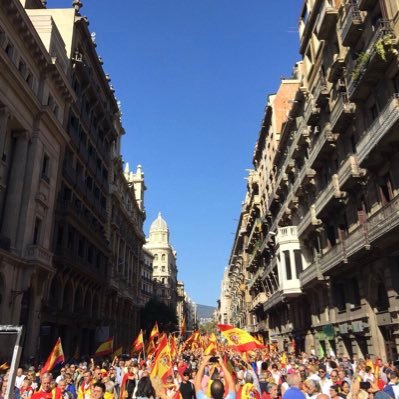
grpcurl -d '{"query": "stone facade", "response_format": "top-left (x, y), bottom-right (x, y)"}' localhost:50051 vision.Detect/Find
top-left (144, 213), bottom-right (178, 310)
top-left (223, 0), bottom-right (399, 362)
top-left (0, 0), bottom-right (146, 360)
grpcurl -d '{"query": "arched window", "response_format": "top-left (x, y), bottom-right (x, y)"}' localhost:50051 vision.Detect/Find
top-left (161, 254), bottom-right (166, 262)
top-left (154, 254), bottom-right (158, 261)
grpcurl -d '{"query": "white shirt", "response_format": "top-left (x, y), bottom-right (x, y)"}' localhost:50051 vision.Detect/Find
top-left (15, 374), bottom-right (26, 389)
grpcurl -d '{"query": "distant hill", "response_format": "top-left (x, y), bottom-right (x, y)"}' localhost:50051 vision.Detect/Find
top-left (197, 304), bottom-right (216, 323)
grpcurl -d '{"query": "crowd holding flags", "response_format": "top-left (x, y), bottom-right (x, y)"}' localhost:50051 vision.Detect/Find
top-left (40, 337), bottom-right (65, 375)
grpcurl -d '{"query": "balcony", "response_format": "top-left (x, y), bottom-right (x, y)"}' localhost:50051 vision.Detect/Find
top-left (24, 244), bottom-right (53, 269)
top-left (298, 204), bottom-right (322, 236)
top-left (304, 99), bottom-right (320, 126)
top-left (357, 94), bottom-right (399, 164)
top-left (328, 52), bottom-right (345, 83)
top-left (276, 226), bottom-right (298, 245)
top-left (308, 125), bottom-right (339, 168)
top-left (314, 174), bottom-right (346, 216)
top-left (338, 155), bottom-right (366, 190)
top-left (300, 257), bottom-right (324, 287)
top-left (318, 195), bottom-right (399, 275)
top-left (314, 73), bottom-right (329, 106)
top-left (330, 92), bottom-right (356, 133)
top-left (316, 1), bottom-right (338, 39)
top-left (340, 1), bottom-right (365, 47)
top-left (248, 266), bottom-right (265, 291)
top-left (347, 19), bottom-right (394, 100)
top-left (249, 292), bottom-right (267, 312)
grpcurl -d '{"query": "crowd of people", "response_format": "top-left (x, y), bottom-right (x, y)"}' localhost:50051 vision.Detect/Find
top-left (1, 347), bottom-right (399, 399)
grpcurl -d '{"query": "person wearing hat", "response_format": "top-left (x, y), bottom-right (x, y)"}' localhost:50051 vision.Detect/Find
top-left (179, 370), bottom-right (196, 399)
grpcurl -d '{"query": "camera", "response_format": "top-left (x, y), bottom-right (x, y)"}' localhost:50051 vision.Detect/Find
top-left (209, 356), bottom-right (219, 363)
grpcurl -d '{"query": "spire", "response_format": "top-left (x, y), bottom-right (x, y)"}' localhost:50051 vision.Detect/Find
top-left (124, 162), bottom-right (130, 174)
top-left (72, 0), bottom-right (83, 14)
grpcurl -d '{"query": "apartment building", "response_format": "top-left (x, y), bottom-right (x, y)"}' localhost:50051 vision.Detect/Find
top-left (0, 0), bottom-right (147, 359)
top-left (224, 0), bottom-right (399, 361)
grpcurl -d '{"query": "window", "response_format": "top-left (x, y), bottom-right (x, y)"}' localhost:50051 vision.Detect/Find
top-left (161, 254), bottom-right (166, 262)
top-left (67, 227), bottom-right (74, 249)
top-left (326, 224), bottom-right (337, 247)
top-left (350, 278), bottom-right (361, 307)
top-left (294, 250), bottom-right (303, 278)
top-left (334, 282), bottom-right (346, 312)
top-left (41, 154), bottom-right (50, 182)
top-left (284, 251), bottom-right (292, 280)
top-left (78, 236), bottom-right (84, 257)
top-left (88, 245), bottom-right (93, 263)
top-left (56, 226), bottom-right (64, 247)
top-left (379, 174), bottom-right (393, 206)
top-left (33, 218), bottom-right (42, 245)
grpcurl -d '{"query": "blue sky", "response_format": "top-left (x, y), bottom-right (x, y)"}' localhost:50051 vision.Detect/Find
top-left (51, 0), bottom-right (303, 306)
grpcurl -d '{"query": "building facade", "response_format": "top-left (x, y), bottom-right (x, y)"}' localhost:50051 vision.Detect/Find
top-left (140, 247), bottom-right (154, 307)
top-left (223, 0), bottom-right (399, 361)
top-left (0, 0), bottom-right (146, 360)
top-left (144, 213), bottom-right (178, 310)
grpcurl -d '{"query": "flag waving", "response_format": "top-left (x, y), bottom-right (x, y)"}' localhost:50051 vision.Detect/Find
top-left (41, 338), bottom-right (64, 375)
top-left (149, 322), bottom-right (159, 341)
top-left (131, 330), bottom-right (144, 353)
top-left (95, 337), bottom-right (114, 357)
top-left (150, 334), bottom-right (173, 382)
top-left (217, 324), bottom-right (264, 352)
top-left (180, 317), bottom-right (186, 337)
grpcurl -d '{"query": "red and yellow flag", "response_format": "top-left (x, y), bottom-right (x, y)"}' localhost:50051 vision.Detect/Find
top-left (204, 341), bottom-right (217, 355)
top-left (217, 324), bottom-right (264, 352)
top-left (184, 330), bottom-right (200, 350)
top-left (170, 335), bottom-right (177, 359)
top-left (147, 338), bottom-right (156, 357)
top-left (112, 346), bottom-right (123, 358)
top-left (95, 337), bottom-right (114, 357)
top-left (180, 317), bottom-right (186, 337)
top-left (150, 322), bottom-right (159, 340)
top-left (150, 335), bottom-right (173, 382)
top-left (131, 330), bottom-right (144, 353)
top-left (41, 338), bottom-right (64, 375)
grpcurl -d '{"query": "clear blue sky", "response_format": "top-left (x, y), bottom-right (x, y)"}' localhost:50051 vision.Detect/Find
top-left (51, 0), bottom-right (303, 306)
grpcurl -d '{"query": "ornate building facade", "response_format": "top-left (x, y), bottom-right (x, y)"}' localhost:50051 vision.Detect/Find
top-left (0, 0), bottom-right (146, 360)
top-left (144, 213), bottom-right (178, 311)
top-left (222, 0), bottom-right (399, 361)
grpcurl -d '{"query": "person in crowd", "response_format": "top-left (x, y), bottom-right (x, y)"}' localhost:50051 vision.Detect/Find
top-left (180, 370), bottom-right (196, 399)
top-left (339, 381), bottom-right (351, 399)
top-left (90, 382), bottom-right (106, 399)
top-left (31, 373), bottom-right (53, 399)
top-left (135, 376), bottom-right (156, 399)
top-left (194, 355), bottom-right (236, 399)
top-left (78, 370), bottom-right (93, 399)
top-left (281, 373), bottom-right (305, 399)
top-left (383, 371), bottom-right (399, 399)
top-left (302, 379), bottom-right (320, 399)
top-left (261, 383), bottom-right (279, 399)
top-left (19, 377), bottom-right (34, 399)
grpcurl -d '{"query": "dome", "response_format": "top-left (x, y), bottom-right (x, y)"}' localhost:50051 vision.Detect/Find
top-left (150, 212), bottom-right (169, 232)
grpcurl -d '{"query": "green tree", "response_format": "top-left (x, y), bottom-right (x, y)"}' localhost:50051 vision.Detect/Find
top-left (199, 321), bottom-right (217, 335)
top-left (140, 298), bottom-right (178, 336)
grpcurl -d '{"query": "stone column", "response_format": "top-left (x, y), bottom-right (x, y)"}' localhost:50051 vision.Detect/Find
top-left (1, 131), bottom-right (29, 248)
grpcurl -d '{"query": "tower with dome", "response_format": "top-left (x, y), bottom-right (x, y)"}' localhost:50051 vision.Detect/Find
top-left (144, 212), bottom-right (178, 310)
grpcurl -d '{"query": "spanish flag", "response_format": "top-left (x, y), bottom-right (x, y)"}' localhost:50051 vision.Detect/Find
top-left (180, 317), bottom-right (186, 337)
top-left (147, 338), bottom-right (156, 357)
top-left (41, 338), bottom-right (64, 375)
top-left (204, 341), bottom-right (217, 355)
top-left (95, 337), bottom-right (114, 357)
top-left (149, 322), bottom-right (159, 340)
top-left (170, 335), bottom-right (177, 359)
top-left (150, 335), bottom-right (172, 382)
top-left (183, 330), bottom-right (200, 350)
top-left (209, 332), bottom-right (217, 343)
top-left (112, 346), bottom-right (123, 358)
top-left (217, 324), bottom-right (264, 352)
top-left (131, 330), bottom-right (144, 353)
